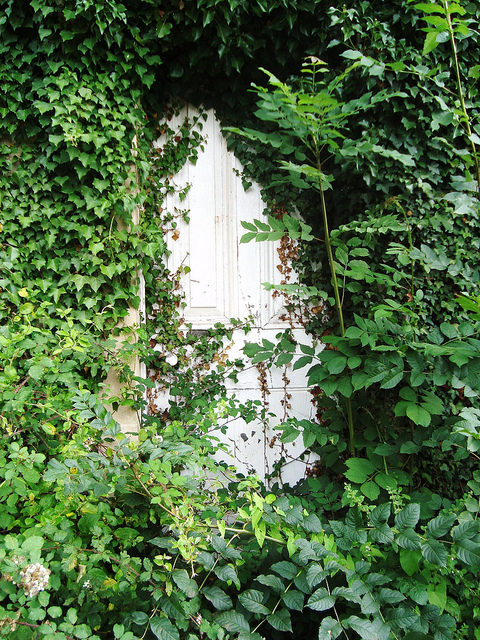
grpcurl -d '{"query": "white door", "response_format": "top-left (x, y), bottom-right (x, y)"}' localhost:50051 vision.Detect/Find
top-left (158, 107), bottom-right (316, 485)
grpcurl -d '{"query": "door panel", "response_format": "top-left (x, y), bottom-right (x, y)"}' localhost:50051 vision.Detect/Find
top-left (159, 107), bottom-right (318, 484)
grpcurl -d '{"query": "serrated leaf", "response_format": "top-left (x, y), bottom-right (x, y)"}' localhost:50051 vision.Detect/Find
top-left (307, 587), bottom-right (336, 611)
top-left (271, 561), bottom-right (297, 580)
top-left (306, 563), bottom-right (327, 589)
top-left (150, 617), bottom-right (179, 640)
top-left (318, 616), bottom-right (342, 640)
top-left (203, 586), bottom-right (232, 611)
top-left (451, 520), bottom-right (479, 541)
top-left (255, 574), bottom-right (285, 592)
top-left (303, 513), bottom-right (322, 533)
top-left (238, 589), bottom-right (270, 614)
top-left (455, 538), bottom-right (480, 567)
top-left (379, 588), bottom-right (405, 604)
top-left (282, 589), bottom-right (304, 611)
top-left (267, 608), bottom-right (292, 632)
top-left (426, 514), bottom-right (456, 539)
top-left (214, 564), bottom-right (240, 587)
top-left (370, 503), bottom-right (391, 527)
top-left (396, 528), bottom-right (422, 550)
top-left (361, 481), bottom-right (380, 500)
top-left (395, 504), bottom-right (420, 529)
top-left (172, 569), bottom-right (198, 598)
top-left (216, 611), bottom-right (249, 634)
top-left (421, 539), bottom-right (447, 567)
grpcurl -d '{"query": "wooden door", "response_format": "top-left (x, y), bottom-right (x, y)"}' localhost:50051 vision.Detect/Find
top-left (160, 107), bottom-right (316, 485)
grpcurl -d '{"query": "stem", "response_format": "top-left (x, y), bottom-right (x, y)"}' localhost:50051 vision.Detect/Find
top-left (444, 0), bottom-right (480, 194)
top-left (317, 157), bottom-right (355, 454)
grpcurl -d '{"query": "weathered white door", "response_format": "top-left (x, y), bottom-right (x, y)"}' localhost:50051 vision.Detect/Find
top-left (161, 107), bottom-right (316, 485)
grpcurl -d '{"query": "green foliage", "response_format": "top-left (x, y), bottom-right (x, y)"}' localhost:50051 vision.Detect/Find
top-left (2, 0), bottom-right (480, 638)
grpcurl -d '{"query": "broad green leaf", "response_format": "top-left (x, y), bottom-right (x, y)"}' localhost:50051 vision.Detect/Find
top-left (282, 589), bottom-right (304, 611)
top-left (379, 588), bottom-right (405, 604)
top-left (400, 549), bottom-right (421, 576)
top-left (271, 561), bottom-right (297, 580)
top-left (406, 403), bottom-right (431, 427)
top-left (371, 522), bottom-right (394, 544)
top-left (150, 617), bottom-right (179, 640)
top-left (395, 504), bottom-right (420, 529)
top-left (214, 564), bottom-right (240, 588)
top-left (423, 30), bottom-right (441, 55)
top-left (455, 538), bottom-right (480, 567)
top-left (451, 520), bottom-right (479, 541)
top-left (307, 588), bottom-right (336, 611)
top-left (238, 589), bottom-right (270, 614)
top-left (370, 503), bottom-right (391, 527)
top-left (216, 611), bottom-right (249, 634)
top-left (396, 528), bottom-right (422, 550)
top-left (360, 481), bottom-right (380, 500)
top-left (21, 536), bottom-right (44, 553)
top-left (344, 458), bottom-right (376, 483)
top-left (318, 616), bottom-right (342, 640)
top-left (426, 514), bottom-right (456, 539)
top-left (172, 569), bottom-right (198, 598)
top-left (421, 539), bottom-right (447, 567)
top-left (306, 563), bottom-right (327, 589)
top-left (427, 579), bottom-right (447, 611)
top-left (203, 586), bottom-right (232, 611)
top-left (255, 574), bottom-right (284, 592)
top-left (267, 609), bottom-right (292, 633)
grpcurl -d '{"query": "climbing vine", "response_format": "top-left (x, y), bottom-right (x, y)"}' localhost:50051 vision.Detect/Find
top-left (2, 1), bottom-right (480, 639)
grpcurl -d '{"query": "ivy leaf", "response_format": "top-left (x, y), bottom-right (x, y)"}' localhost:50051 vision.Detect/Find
top-left (203, 586), bottom-right (232, 611)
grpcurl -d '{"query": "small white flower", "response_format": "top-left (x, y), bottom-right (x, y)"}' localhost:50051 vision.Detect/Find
top-left (82, 580), bottom-right (91, 589)
top-left (19, 563), bottom-right (51, 598)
